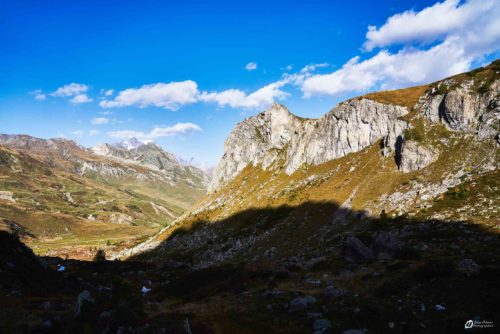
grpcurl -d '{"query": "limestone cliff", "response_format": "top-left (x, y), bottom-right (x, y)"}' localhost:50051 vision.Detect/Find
top-left (209, 99), bottom-right (409, 191)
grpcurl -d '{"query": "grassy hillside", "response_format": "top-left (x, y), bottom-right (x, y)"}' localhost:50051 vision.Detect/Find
top-left (0, 145), bottom-right (188, 259)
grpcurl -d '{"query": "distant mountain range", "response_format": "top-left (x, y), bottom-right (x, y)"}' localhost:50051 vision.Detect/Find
top-left (0, 134), bottom-right (211, 258)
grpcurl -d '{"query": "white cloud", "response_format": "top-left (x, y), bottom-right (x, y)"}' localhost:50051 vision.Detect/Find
top-left (245, 62), bottom-right (258, 71)
top-left (70, 94), bottom-right (93, 104)
top-left (52, 83), bottom-right (89, 97)
top-left (71, 130), bottom-right (84, 137)
top-left (89, 129), bottom-right (100, 136)
top-left (108, 122), bottom-right (201, 140)
top-left (300, 63), bottom-right (329, 73)
top-left (103, 89), bottom-right (114, 96)
top-left (91, 117), bottom-right (109, 125)
top-left (99, 81), bottom-right (199, 110)
top-left (199, 81), bottom-right (289, 109)
top-left (299, 0), bottom-right (500, 97)
top-left (364, 0), bottom-right (494, 51)
top-left (30, 89), bottom-right (46, 101)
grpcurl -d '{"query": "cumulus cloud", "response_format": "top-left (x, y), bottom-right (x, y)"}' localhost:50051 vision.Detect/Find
top-left (91, 117), bottom-right (109, 125)
top-left (51, 83), bottom-right (93, 104)
top-left (52, 83), bottom-right (89, 97)
top-left (99, 81), bottom-right (199, 110)
top-left (364, 0), bottom-right (494, 51)
top-left (71, 130), bottom-right (84, 137)
top-left (299, 0), bottom-right (499, 97)
top-left (245, 62), bottom-right (257, 71)
top-left (89, 129), bottom-right (100, 136)
top-left (108, 122), bottom-right (202, 140)
top-left (103, 89), bottom-right (114, 96)
top-left (100, 79), bottom-right (288, 111)
top-left (199, 81), bottom-right (289, 109)
top-left (300, 63), bottom-right (329, 73)
top-left (30, 89), bottom-right (46, 101)
top-left (70, 94), bottom-right (93, 104)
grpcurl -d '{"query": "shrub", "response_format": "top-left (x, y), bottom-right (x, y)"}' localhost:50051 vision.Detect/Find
top-left (403, 126), bottom-right (424, 142)
top-left (437, 83), bottom-right (448, 95)
top-left (93, 249), bottom-right (106, 262)
top-left (453, 183), bottom-right (470, 200)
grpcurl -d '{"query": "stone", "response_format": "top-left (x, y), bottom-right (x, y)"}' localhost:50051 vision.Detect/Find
top-left (289, 295), bottom-right (316, 312)
top-left (324, 285), bottom-right (348, 298)
top-left (313, 319), bottom-right (332, 333)
top-left (458, 258), bottom-right (479, 271)
top-left (397, 138), bottom-right (438, 173)
top-left (75, 290), bottom-right (94, 318)
top-left (373, 231), bottom-right (403, 259)
top-left (343, 235), bottom-right (374, 263)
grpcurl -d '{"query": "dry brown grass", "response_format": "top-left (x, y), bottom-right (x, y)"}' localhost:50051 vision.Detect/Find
top-left (360, 84), bottom-right (431, 110)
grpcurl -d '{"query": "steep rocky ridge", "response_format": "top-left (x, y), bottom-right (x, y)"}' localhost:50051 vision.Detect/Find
top-left (124, 61), bottom-right (499, 265)
top-left (209, 100), bottom-right (409, 191)
top-left (210, 61), bottom-right (499, 192)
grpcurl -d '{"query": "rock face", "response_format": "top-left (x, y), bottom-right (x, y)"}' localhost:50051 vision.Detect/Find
top-left (420, 80), bottom-right (499, 134)
top-left (209, 76), bottom-right (499, 191)
top-left (209, 100), bottom-right (409, 191)
top-left (397, 139), bottom-right (438, 173)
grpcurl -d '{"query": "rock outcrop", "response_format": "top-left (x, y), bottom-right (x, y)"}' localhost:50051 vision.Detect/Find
top-left (210, 74), bottom-right (499, 191)
top-left (397, 139), bottom-right (438, 173)
top-left (420, 80), bottom-right (499, 135)
top-left (209, 99), bottom-right (409, 191)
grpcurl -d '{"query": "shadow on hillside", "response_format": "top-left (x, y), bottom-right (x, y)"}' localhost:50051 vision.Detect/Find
top-left (126, 201), bottom-right (500, 332)
top-left (2, 201), bottom-right (499, 333)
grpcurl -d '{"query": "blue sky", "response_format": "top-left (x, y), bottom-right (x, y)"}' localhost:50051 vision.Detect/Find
top-left (0, 0), bottom-right (499, 166)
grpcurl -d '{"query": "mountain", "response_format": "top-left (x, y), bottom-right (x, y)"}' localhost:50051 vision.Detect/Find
top-left (108, 61), bottom-right (500, 332)
top-left (125, 61), bottom-right (499, 262)
top-left (0, 135), bottom-right (210, 259)
top-left (1, 62), bottom-right (499, 333)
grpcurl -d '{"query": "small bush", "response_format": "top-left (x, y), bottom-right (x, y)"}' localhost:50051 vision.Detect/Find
top-left (453, 183), bottom-right (470, 200)
top-left (403, 126), bottom-right (424, 142)
top-left (94, 249), bottom-right (106, 262)
top-left (437, 83), bottom-right (448, 95)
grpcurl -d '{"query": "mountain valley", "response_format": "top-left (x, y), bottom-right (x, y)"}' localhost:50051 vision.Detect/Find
top-left (1, 61), bottom-right (499, 333)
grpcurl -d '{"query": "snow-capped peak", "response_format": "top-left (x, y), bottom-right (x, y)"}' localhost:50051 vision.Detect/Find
top-left (119, 137), bottom-right (149, 150)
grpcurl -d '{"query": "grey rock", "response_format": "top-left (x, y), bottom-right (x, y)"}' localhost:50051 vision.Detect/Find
top-left (397, 138), bottom-right (438, 173)
top-left (324, 285), bottom-right (348, 298)
top-left (458, 258), bottom-right (479, 271)
top-left (210, 100), bottom-right (409, 191)
top-left (313, 319), bottom-right (332, 333)
top-left (343, 236), bottom-right (374, 263)
top-left (75, 290), bottom-right (94, 318)
top-left (373, 231), bottom-right (403, 259)
top-left (420, 79), bottom-right (499, 134)
top-left (290, 295), bottom-right (317, 312)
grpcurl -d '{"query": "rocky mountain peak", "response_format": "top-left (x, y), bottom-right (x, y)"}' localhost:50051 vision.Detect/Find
top-left (209, 62), bottom-right (500, 192)
top-left (119, 137), bottom-right (148, 150)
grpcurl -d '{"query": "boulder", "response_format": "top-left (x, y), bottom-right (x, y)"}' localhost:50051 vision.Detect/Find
top-left (75, 290), bottom-right (94, 318)
top-left (343, 236), bottom-right (374, 263)
top-left (397, 138), bottom-right (438, 173)
top-left (289, 295), bottom-right (316, 312)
